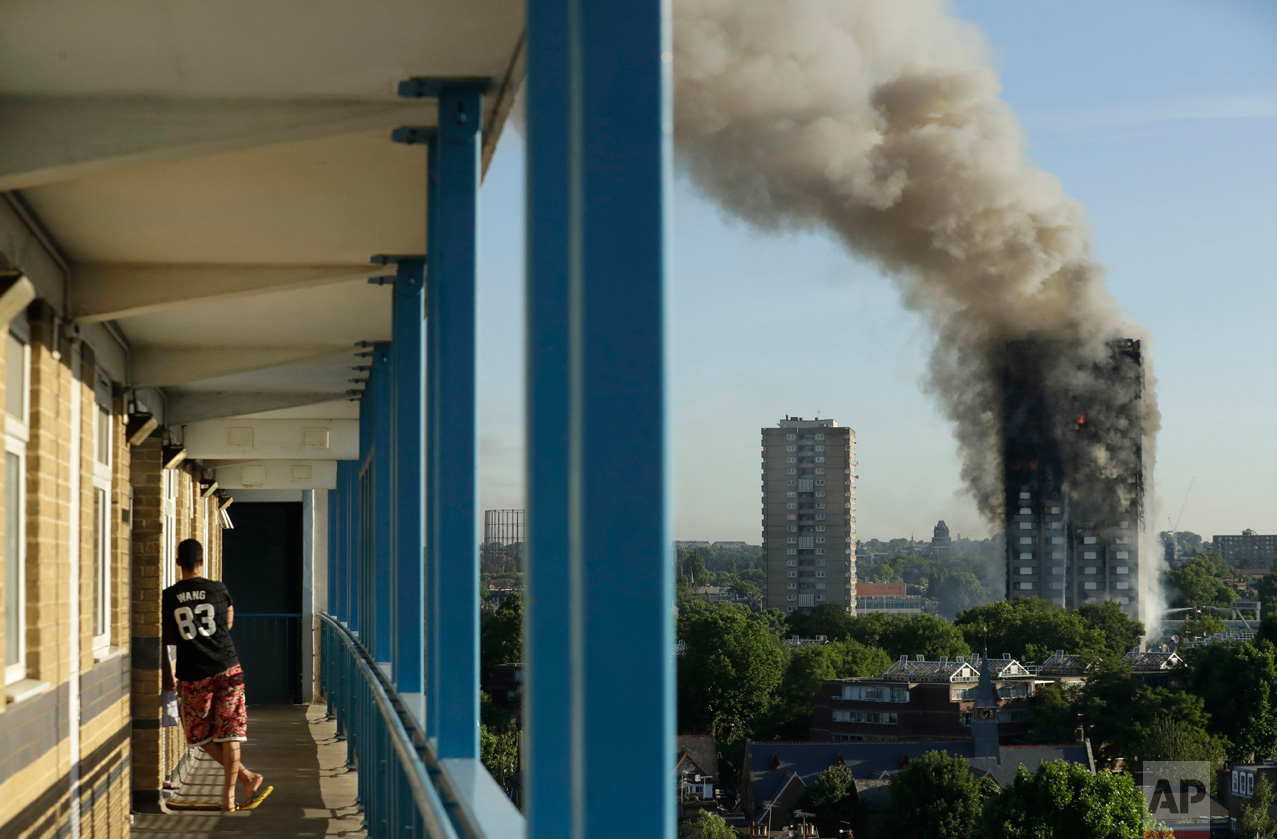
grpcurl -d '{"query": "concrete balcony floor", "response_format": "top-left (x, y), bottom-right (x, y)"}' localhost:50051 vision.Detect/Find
top-left (135, 705), bottom-right (363, 839)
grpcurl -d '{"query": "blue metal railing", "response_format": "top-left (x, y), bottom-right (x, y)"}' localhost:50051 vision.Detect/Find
top-left (319, 613), bottom-right (522, 839)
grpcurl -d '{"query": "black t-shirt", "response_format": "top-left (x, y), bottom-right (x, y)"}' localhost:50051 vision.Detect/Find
top-left (161, 578), bottom-right (241, 681)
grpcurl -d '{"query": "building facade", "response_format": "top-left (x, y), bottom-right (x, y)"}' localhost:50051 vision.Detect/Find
top-left (809, 654), bottom-right (1036, 743)
top-left (1213, 530), bottom-right (1277, 568)
top-left (761, 417), bottom-right (856, 613)
top-left (855, 582), bottom-right (923, 615)
top-left (1001, 338), bottom-right (1145, 618)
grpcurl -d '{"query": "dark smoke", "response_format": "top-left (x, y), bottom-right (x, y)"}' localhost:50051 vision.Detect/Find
top-left (672, 0), bottom-right (1160, 531)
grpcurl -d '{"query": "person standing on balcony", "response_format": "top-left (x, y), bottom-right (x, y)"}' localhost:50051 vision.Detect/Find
top-left (162, 538), bottom-right (270, 811)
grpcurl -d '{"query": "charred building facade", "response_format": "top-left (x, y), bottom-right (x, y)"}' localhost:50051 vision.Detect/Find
top-left (1001, 338), bottom-right (1145, 618)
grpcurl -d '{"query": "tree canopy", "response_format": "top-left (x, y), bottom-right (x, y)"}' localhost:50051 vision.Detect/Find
top-left (1184, 639), bottom-right (1277, 761)
top-left (1167, 554), bottom-right (1237, 609)
top-left (678, 604), bottom-right (786, 738)
top-left (972, 761), bottom-right (1147, 839)
top-left (798, 765), bottom-right (860, 837)
top-left (955, 598), bottom-right (1106, 662)
top-left (883, 750), bottom-right (996, 839)
top-left (678, 810), bottom-right (735, 839)
top-left (479, 591), bottom-right (523, 680)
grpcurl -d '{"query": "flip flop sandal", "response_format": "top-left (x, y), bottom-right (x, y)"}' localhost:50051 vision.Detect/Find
top-left (237, 785), bottom-right (274, 811)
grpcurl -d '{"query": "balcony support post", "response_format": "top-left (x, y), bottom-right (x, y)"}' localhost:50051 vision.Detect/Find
top-left (427, 84), bottom-right (483, 760)
top-left (386, 257), bottom-right (426, 696)
top-left (525, 1), bottom-right (673, 837)
top-left (371, 342), bottom-right (394, 665)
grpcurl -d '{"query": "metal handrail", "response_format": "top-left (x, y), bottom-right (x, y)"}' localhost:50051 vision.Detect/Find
top-left (319, 612), bottom-right (459, 839)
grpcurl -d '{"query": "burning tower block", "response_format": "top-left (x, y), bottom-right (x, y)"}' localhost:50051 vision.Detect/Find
top-left (1001, 337), bottom-right (1145, 618)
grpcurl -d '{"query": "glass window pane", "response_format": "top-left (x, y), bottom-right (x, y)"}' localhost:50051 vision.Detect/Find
top-left (5, 453), bottom-right (20, 665)
top-left (97, 407), bottom-right (110, 465)
top-left (93, 489), bottom-right (104, 635)
top-left (5, 335), bottom-right (23, 419)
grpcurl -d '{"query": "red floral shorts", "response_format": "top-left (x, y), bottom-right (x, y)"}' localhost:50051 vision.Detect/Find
top-left (177, 664), bottom-right (247, 746)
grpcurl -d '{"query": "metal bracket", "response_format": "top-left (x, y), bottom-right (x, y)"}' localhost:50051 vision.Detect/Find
top-left (397, 78), bottom-right (488, 99)
top-left (391, 126), bottom-right (434, 146)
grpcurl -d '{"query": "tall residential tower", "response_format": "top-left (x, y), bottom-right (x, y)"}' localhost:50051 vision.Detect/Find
top-left (1001, 338), bottom-right (1145, 618)
top-left (762, 417), bottom-right (857, 613)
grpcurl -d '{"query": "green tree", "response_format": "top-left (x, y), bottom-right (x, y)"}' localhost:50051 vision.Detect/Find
top-left (1022, 681), bottom-right (1082, 745)
top-left (1180, 609), bottom-right (1226, 640)
top-left (798, 765), bottom-right (860, 837)
top-left (479, 591), bottom-right (523, 680)
top-left (883, 750), bottom-right (994, 839)
top-left (1133, 715), bottom-right (1228, 793)
top-left (1184, 640), bottom-right (1277, 761)
top-left (683, 549), bottom-right (708, 586)
top-left (955, 598), bottom-right (1105, 662)
top-left (761, 639), bottom-right (892, 738)
top-left (1167, 555), bottom-right (1237, 609)
top-left (1080, 663), bottom-right (1216, 768)
top-left (678, 810), bottom-right (735, 839)
top-left (678, 604), bottom-right (786, 738)
top-left (1075, 600), bottom-right (1146, 658)
top-left (843, 612), bottom-right (970, 660)
top-left (932, 569), bottom-right (990, 620)
top-left (1258, 573), bottom-right (1277, 616)
top-left (1240, 774), bottom-right (1277, 839)
top-left (479, 723), bottom-right (520, 793)
top-left (787, 603), bottom-right (857, 640)
top-left (972, 762), bottom-right (1146, 839)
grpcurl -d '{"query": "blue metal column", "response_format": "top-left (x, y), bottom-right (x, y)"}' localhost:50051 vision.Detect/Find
top-left (526, 2), bottom-right (673, 838)
top-left (328, 486), bottom-right (340, 618)
top-left (430, 84), bottom-right (482, 760)
top-left (357, 378), bottom-right (374, 640)
top-left (343, 458), bottom-right (359, 632)
top-left (425, 139), bottom-right (442, 743)
top-left (385, 257), bottom-right (426, 695)
top-left (371, 343), bottom-right (394, 665)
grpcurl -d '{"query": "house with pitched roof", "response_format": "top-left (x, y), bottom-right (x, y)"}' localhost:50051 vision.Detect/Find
top-left (810, 653), bottom-right (1037, 742)
top-left (749, 655), bottom-right (1094, 833)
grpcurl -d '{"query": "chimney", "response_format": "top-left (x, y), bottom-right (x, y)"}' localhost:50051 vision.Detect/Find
top-left (898, 654), bottom-right (908, 663)
top-left (1003, 653), bottom-right (1012, 660)
top-left (939, 656), bottom-right (949, 665)
top-left (915, 654), bottom-right (924, 662)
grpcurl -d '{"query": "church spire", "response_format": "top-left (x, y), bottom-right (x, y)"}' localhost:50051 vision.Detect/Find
top-left (971, 647), bottom-right (1001, 760)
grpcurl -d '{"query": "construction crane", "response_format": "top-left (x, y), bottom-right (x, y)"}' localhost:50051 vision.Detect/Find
top-left (1166, 477), bottom-right (1195, 565)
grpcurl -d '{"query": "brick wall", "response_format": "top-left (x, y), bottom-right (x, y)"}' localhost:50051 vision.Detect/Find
top-left (129, 440), bottom-right (225, 803)
top-left (0, 301), bottom-right (225, 839)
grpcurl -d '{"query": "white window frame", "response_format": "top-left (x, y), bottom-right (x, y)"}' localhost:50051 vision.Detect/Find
top-left (91, 372), bottom-right (113, 657)
top-left (4, 320), bottom-right (30, 685)
top-left (162, 468), bottom-right (179, 590)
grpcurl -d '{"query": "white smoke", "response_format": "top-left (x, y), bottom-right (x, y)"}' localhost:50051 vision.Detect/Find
top-left (672, 0), bottom-right (1162, 627)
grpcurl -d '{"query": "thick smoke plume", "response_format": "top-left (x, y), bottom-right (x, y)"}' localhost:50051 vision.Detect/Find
top-left (672, 0), bottom-right (1160, 534)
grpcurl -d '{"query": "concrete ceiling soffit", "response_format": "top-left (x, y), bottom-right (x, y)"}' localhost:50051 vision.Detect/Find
top-left (0, 96), bottom-right (436, 191)
top-left (72, 263), bottom-right (393, 323)
top-left (130, 344), bottom-right (357, 389)
top-left (209, 459), bottom-right (338, 491)
top-left (180, 418), bottom-right (358, 460)
top-left (166, 390), bottom-right (349, 426)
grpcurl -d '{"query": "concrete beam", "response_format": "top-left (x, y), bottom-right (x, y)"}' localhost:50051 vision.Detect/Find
top-left (0, 96), bottom-right (435, 191)
top-left (209, 459), bottom-right (338, 491)
top-left (73, 262), bottom-right (392, 323)
top-left (0, 195), bottom-right (65, 312)
top-left (131, 344), bottom-right (353, 389)
top-left (180, 418), bottom-right (359, 461)
top-left (165, 391), bottom-right (346, 425)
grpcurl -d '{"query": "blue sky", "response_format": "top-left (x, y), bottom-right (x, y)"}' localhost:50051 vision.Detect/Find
top-left (475, 1), bottom-right (1277, 544)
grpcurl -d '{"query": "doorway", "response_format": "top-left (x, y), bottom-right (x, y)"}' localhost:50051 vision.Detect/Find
top-left (223, 502), bottom-right (303, 703)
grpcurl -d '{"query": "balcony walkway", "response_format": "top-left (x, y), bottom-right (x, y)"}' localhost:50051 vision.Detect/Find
top-left (134, 705), bottom-right (363, 839)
